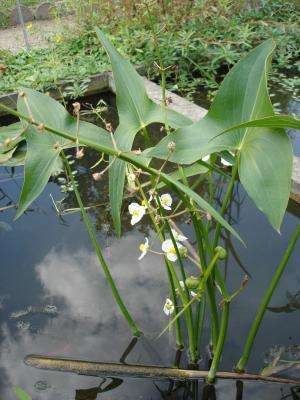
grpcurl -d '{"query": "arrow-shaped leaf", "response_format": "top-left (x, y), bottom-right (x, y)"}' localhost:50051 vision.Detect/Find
top-left (15, 87), bottom-right (111, 218)
top-left (95, 28), bottom-right (192, 236)
top-left (150, 40), bottom-right (293, 230)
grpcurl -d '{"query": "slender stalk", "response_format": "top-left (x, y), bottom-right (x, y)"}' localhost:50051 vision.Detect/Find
top-left (207, 302), bottom-right (229, 383)
top-left (235, 224), bottom-right (300, 373)
top-left (175, 170), bottom-right (219, 352)
top-left (192, 212), bottom-right (219, 352)
top-left (158, 252), bottom-right (221, 341)
top-left (194, 295), bottom-right (206, 354)
top-left (213, 160), bottom-right (239, 248)
top-left (136, 179), bottom-right (184, 349)
top-left (155, 195), bottom-right (197, 362)
top-left (62, 152), bottom-right (142, 337)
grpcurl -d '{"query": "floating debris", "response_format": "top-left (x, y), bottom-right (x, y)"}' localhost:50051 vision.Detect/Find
top-left (262, 345), bottom-right (300, 377)
top-left (10, 305), bottom-right (58, 320)
top-left (16, 321), bottom-right (30, 331)
top-left (267, 291), bottom-right (300, 313)
top-left (34, 380), bottom-right (51, 391)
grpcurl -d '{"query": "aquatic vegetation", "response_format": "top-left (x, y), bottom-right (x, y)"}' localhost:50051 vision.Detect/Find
top-left (0, 30), bottom-right (299, 385)
top-left (14, 387), bottom-right (31, 400)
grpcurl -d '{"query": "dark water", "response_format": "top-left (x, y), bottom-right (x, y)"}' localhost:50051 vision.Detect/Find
top-left (0, 97), bottom-right (299, 400)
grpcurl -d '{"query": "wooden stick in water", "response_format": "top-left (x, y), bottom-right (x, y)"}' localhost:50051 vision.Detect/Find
top-left (24, 355), bottom-right (299, 385)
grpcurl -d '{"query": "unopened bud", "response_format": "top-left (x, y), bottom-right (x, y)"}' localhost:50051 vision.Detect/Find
top-left (37, 123), bottom-right (45, 131)
top-left (215, 246), bottom-right (227, 260)
top-left (76, 148), bottom-right (85, 159)
top-left (92, 172), bottom-right (101, 181)
top-left (19, 91), bottom-right (25, 97)
top-left (167, 141), bottom-right (176, 152)
top-left (185, 276), bottom-right (200, 290)
top-left (72, 102), bottom-right (81, 115)
top-left (166, 96), bottom-right (173, 105)
top-left (105, 122), bottom-right (112, 132)
top-left (242, 275), bottom-right (249, 287)
top-left (132, 148), bottom-right (142, 155)
top-left (206, 212), bottom-right (212, 221)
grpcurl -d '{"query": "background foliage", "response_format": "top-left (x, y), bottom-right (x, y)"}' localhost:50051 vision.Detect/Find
top-left (0, 0), bottom-right (299, 105)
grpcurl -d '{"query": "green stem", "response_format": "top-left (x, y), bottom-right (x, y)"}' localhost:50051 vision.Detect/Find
top-left (192, 212), bottom-right (219, 351)
top-left (207, 302), bottom-right (230, 383)
top-left (176, 167), bottom-right (219, 352)
top-left (213, 160), bottom-right (239, 248)
top-left (235, 224), bottom-right (300, 373)
top-left (194, 295), bottom-right (206, 354)
top-left (62, 152), bottom-right (142, 337)
top-left (156, 195), bottom-right (197, 362)
top-left (136, 179), bottom-right (184, 349)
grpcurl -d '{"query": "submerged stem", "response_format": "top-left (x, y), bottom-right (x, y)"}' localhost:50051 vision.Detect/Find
top-left (235, 224), bottom-right (300, 373)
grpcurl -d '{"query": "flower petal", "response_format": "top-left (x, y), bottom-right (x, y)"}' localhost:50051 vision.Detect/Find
top-left (167, 252), bottom-right (178, 262)
top-left (162, 239), bottom-right (173, 253)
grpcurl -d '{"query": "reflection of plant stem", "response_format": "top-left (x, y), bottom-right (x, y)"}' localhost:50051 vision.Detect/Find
top-left (62, 151), bottom-right (142, 337)
top-left (235, 223), bottom-right (300, 373)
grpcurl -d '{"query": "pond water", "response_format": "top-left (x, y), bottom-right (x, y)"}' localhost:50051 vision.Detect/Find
top-left (0, 94), bottom-right (299, 400)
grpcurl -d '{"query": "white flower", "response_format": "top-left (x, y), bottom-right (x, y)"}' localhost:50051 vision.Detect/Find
top-left (160, 193), bottom-right (172, 210)
top-left (190, 291), bottom-right (197, 297)
top-left (202, 154), bottom-right (210, 162)
top-left (162, 239), bottom-right (186, 262)
top-left (163, 298), bottom-right (174, 316)
top-left (220, 157), bottom-right (232, 166)
top-left (128, 202), bottom-right (146, 225)
top-left (171, 228), bottom-right (187, 242)
top-left (179, 280), bottom-right (185, 289)
top-left (138, 237), bottom-right (149, 260)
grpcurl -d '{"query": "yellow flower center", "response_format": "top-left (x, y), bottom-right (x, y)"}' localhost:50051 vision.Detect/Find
top-left (139, 243), bottom-right (148, 252)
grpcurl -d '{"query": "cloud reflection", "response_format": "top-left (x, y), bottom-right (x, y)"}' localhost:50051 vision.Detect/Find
top-left (0, 232), bottom-right (177, 399)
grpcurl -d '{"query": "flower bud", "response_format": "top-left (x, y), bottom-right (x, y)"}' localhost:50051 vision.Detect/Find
top-left (215, 246), bottom-right (227, 260)
top-left (167, 141), bottom-right (176, 152)
top-left (92, 172), bottom-right (101, 181)
top-left (76, 148), bottom-right (85, 159)
top-left (72, 102), bottom-right (81, 115)
top-left (185, 276), bottom-right (200, 290)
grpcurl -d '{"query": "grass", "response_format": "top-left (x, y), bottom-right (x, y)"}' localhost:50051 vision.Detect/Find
top-left (0, 0), bottom-right (299, 104)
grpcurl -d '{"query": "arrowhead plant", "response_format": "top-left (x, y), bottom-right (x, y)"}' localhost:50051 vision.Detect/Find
top-left (0, 31), bottom-right (299, 383)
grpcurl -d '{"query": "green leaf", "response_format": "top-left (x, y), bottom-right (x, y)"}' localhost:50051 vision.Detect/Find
top-left (95, 28), bottom-right (192, 236)
top-left (15, 87), bottom-right (111, 218)
top-left (0, 147), bottom-right (16, 164)
top-left (211, 115), bottom-right (300, 141)
top-left (2, 104), bottom-right (243, 242)
top-left (0, 122), bottom-right (25, 153)
top-left (15, 125), bottom-right (63, 219)
top-left (0, 144), bottom-right (26, 167)
top-left (156, 162), bottom-right (208, 189)
top-left (150, 40), bottom-right (293, 230)
top-left (14, 387), bottom-right (32, 400)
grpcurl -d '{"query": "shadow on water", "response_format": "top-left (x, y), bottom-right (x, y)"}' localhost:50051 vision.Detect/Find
top-left (0, 92), bottom-right (299, 399)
